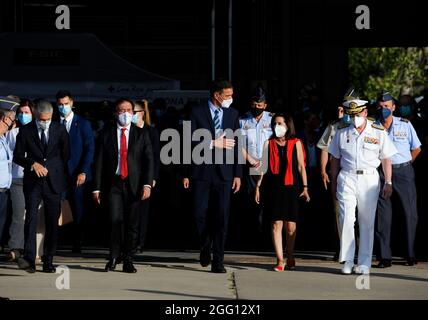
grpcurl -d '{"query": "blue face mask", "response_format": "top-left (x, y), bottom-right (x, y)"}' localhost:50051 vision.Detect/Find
top-left (378, 107), bottom-right (392, 120)
top-left (131, 114), bottom-right (139, 124)
top-left (18, 113), bottom-right (32, 125)
top-left (58, 104), bottom-right (72, 117)
top-left (342, 114), bottom-right (351, 124)
top-left (399, 105), bottom-right (412, 117)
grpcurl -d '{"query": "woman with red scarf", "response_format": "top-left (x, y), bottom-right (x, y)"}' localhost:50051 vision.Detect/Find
top-left (255, 113), bottom-right (310, 271)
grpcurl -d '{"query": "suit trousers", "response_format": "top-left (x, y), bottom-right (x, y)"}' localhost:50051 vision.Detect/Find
top-left (337, 169), bottom-right (380, 267)
top-left (376, 164), bottom-right (418, 259)
top-left (108, 176), bottom-right (140, 259)
top-left (8, 179), bottom-right (25, 250)
top-left (23, 178), bottom-right (61, 263)
top-left (193, 179), bottom-right (232, 266)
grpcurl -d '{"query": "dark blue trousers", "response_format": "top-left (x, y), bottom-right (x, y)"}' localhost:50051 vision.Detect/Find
top-left (376, 163), bottom-right (418, 259)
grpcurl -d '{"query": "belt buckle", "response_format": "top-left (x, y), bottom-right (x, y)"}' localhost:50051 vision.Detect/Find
top-left (356, 170), bottom-right (364, 175)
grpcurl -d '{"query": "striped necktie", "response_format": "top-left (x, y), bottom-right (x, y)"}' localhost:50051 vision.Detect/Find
top-left (213, 109), bottom-right (221, 130)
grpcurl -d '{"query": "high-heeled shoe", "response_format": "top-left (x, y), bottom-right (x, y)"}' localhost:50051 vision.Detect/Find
top-left (273, 260), bottom-right (285, 272)
top-left (286, 257), bottom-right (296, 270)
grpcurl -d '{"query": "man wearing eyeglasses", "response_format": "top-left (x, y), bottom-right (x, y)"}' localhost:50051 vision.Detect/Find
top-left (0, 97), bottom-right (18, 250)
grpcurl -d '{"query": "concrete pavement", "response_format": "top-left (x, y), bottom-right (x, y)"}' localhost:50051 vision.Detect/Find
top-left (0, 249), bottom-right (427, 300)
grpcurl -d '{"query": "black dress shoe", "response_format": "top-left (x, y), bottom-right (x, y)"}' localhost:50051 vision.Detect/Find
top-left (406, 257), bottom-right (417, 266)
top-left (17, 257), bottom-right (36, 273)
top-left (42, 261), bottom-right (56, 273)
top-left (123, 258), bottom-right (137, 273)
top-left (200, 248), bottom-right (211, 267)
top-left (376, 259), bottom-right (392, 268)
top-left (211, 264), bottom-right (227, 273)
top-left (105, 258), bottom-right (117, 272)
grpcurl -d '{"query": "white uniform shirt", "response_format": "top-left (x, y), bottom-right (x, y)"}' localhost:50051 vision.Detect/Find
top-left (5, 127), bottom-right (24, 179)
top-left (239, 111), bottom-right (273, 160)
top-left (328, 119), bottom-right (397, 170)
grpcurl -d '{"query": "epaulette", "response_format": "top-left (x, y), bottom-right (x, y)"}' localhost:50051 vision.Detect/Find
top-left (371, 123), bottom-right (385, 130)
top-left (338, 122), bottom-right (351, 129)
top-left (330, 119), bottom-right (340, 125)
top-left (400, 118), bottom-right (409, 123)
top-left (269, 112), bottom-right (275, 117)
top-left (367, 116), bottom-right (376, 122)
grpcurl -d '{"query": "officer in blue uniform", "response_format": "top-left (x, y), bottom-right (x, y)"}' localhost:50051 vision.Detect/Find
top-left (375, 90), bottom-right (422, 268)
top-left (239, 87), bottom-right (272, 246)
top-left (0, 97), bottom-right (18, 248)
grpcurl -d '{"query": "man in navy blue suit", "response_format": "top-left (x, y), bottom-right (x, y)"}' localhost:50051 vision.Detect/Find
top-left (14, 100), bottom-right (69, 273)
top-left (56, 90), bottom-right (95, 253)
top-left (183, 80), bottom-right (242, 273)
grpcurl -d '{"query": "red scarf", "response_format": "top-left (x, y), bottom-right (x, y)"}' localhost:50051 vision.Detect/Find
top-left (269, 138), bottom-right (306, 185)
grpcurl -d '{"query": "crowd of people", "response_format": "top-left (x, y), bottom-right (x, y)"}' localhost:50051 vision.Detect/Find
top-left (0, 80), bottom-right (427, 274)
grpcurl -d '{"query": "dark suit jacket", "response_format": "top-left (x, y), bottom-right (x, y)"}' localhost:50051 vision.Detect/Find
top-left (66, 114), bottom-right (95, 181)
top-left (143, 125), bottom-right (160, 181)
top-left (13, 121), bottom-right (70, 194)
top-left (93, 124), bottom-right (154, 197)
top-left (188, 103), bottom-right (242, 182)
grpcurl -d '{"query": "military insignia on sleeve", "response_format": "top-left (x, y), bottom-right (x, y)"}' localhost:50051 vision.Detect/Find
top-left (371, 123), bottom-right (385, 130)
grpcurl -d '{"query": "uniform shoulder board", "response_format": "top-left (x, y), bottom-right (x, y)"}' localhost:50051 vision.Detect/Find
top-left (367, 116), bottom-right (376, 122)
top-left (269, 112), bottom-right (275, 117)
top-left (371, 123), bottom-right (385, 130)
top-left (400, 117), bottom-right (409, 123)
top-left (330, 119), bottom-right (340, 125)
top-left (338, 122), bottom-right (351, 129)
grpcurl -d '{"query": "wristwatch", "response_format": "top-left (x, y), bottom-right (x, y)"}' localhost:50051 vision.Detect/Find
top-left (385, 181), bottom-right (392, 185)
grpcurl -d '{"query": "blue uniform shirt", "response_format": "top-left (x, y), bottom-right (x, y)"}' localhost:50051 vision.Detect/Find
top-left (0, 134), bottom-right (12, 189)
top-left (239, 111), bottom-right (273, 160)
top-left (386, 116), bottom-right (421, 165)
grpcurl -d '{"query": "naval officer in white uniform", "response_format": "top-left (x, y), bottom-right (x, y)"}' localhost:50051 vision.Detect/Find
top-left (328, 98), bottom-right (397, 275)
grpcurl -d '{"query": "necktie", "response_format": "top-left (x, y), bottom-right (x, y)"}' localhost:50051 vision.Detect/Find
top-left (213, 109), bottom-right (221, 130)
top-left (40, 129), bottom-right (47, 152)
top-left (120, 128), bottom-right (128, 180)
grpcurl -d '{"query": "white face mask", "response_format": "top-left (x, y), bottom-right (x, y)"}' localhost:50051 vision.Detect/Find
top-left (274, 124), bottom-right (287, 138)
top-left (117, 112), bottom-right (133, 126)
top-left (352, 115), bottom-right (365, 128)
top-left (221, 98), bottom-right (233, 109)
top-left (37, 119), bottom-right (51, 130)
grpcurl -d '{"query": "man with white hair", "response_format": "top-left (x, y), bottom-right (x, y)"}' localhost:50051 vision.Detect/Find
top-left (13, 100), bottom-right (69, 273)
top-left (328, 98), bottom-right (397, 275)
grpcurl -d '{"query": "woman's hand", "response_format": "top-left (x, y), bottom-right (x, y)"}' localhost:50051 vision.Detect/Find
top-left (255, 187), bottom-right (260, 204)
top-left (299, 188), bottom-right (310, 202)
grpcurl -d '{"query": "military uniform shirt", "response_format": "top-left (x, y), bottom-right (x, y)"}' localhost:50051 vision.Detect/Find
top-left (317, 120), bottom-right (341, 151)
top-left (385, 116), bottom-right (421, 165)
top-left (239, 111), bottom-right (273, 160)
top-left (0, 135), bottom-right (12, 188)
top-left (328, 119), bottom-right (397, 171)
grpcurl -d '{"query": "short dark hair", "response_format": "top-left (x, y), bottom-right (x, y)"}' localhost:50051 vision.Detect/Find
top-left (271, 112), bottom-right (296, 139)
top-left (18, 99), bottom-right (35, 115)
top-left (210, 80), bottom-right (233, 97)
top-left (114, 98), bottom-right (135, 111)
top-left (56, 90), bottom-right (73, 101)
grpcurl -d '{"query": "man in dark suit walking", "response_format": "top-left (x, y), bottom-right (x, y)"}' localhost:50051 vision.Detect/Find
top-left (183, 80), bottom-right (242, 273)
top-left (14, 100), bottom-right (70, 273)
top-left (93, 98), bottom-right (154, 273)
top-left (56, 90), bottom-right (95, 253)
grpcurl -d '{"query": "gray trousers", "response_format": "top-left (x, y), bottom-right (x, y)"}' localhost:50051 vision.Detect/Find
top-left (376, 163), bottom-right (418, 260)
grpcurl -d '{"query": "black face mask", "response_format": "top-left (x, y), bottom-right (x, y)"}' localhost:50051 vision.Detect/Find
top-left (251, 108), bottom-right (264, 117)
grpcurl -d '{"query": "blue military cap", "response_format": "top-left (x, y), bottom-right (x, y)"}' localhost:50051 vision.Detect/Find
top-left (0, 96), bottom-right (20, 111)
top-left (251, 86), bottom-right (267, 103)
top-left (377, 89), bottom-right (395, 102)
